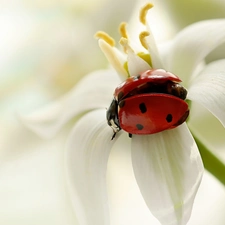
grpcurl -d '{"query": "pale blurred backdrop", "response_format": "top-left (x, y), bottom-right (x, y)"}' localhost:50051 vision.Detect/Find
top-left (1, 0), bottom-right (225, 225)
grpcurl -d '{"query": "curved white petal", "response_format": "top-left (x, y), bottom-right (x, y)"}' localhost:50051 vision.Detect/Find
top-left (145, 33), bottom-right (164, 69)
top-left (131, 124), bottom-right (203, 225)
top-left (20, 69), bottom-right (120, 138)
top-left (98, 39), bottom-right (128, 80)
top-left (188, 59), bottom-right (225, 127)
top-left (127, 49), bottom-right (151, 77)
top-left (166, 19), bottom-right (225, 85)
top-left (65, 109), bottom-right (120, 225)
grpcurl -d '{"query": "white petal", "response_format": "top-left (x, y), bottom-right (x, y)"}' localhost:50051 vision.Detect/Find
top-left (188, 59), bottom-right (225, 127)
top-left (65, 109), bottom-right (120, 225)
top-left (20, 69), bottom-right (120, 138)
top-left (166, 19), bottom-right (225, 85)
top-left (144, 33), bottom-right (164, 69)
top-left (131, 124), bottom-right (203, 225)
top-left (119, 37), bottom-right (151, 77)
top-left (98, 39), bottom-right (128, 80)
top-left (127, 49), bottom-right (151, 77)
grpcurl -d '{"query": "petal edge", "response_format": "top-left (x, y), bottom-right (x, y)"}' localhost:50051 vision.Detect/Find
top-left (188, 59), bottom-right (225, 127)
top-left (131, 124), bottom-right (203, 225)
top-left (65, 109), bottom-right (120, 225)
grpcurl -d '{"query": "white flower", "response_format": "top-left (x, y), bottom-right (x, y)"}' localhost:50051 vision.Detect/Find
top-left (20, 3), bottom-right (225, 225)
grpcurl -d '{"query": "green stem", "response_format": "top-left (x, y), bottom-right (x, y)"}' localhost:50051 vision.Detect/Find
top-left (191, 130), bottom-right (225, 186)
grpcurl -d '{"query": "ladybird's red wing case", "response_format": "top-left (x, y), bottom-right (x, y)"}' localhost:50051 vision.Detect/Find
top-left (114, 69), bottom-right (182, 101)
top-left (118, 93), bottom-right (189, 135)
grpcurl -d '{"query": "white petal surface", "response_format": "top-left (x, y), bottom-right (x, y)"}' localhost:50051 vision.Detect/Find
top-left (145, 34), bottom-right (164, 69)
top-left (166, 19), bottom-right (225, 85)
top-left (98, 39), bottom-right (128, 80)
top-left (131, 124), bottom-right (203, 225)
top-left (127, 49), bottom-right (151, 77)
top-left (20, 69), bottom-right (120, 138)
top-left (65, 109), bottom-right (120, 225)
top-left (188, 59), bottom-right (225, 127)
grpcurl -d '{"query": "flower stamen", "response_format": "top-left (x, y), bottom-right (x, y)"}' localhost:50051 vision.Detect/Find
top-left (98, 39), bottom-right (128, 79)
top-left (139, 3), bottom-right (154, 25)
top-left (119, 22), bottom-right (128, 39)
top-left (94, 31), bottom-right (115, 47)
top-left (119, 37), bottom-right (134, 54)
top-left (139, 31), bottom-right (150, 50)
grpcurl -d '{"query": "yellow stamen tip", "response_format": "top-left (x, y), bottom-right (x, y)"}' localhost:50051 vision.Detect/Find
top-left (139, 3), bottom-right (154, 25)
top-left (119, 37), bottom-right (128, 46)
top-left (94, 31), bottom-right (115, 47)
top-left (139, 31), bottom-right (150, 50)
top-left (119, 37), bottom-right (130, 53)
top-left (119, 22), bottom-right (128, 39)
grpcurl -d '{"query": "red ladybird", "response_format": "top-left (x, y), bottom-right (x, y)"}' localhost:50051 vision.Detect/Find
top-left (106, 69), bottom-right (189, 139)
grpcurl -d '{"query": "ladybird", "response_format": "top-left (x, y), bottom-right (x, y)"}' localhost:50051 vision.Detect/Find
top-left (107, 69), bottom-right (189, 139)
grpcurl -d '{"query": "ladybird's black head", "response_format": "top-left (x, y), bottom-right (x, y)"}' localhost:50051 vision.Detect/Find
top-left (106, 98), bottom-right (121, 139)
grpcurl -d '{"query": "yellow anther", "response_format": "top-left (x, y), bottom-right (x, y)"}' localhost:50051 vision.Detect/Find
top-left (139, 31), bottom-right (150, 50)
top-left (94, 31), bottom-right (115, 47)
top-left (119, 37), bottom-right (128, 53)
top-left (98, 39), bottom-right (128, 80)
top-left (139, 3), bottom-right (154, 25)
top-left (119, 37), bottom-right (128, 47)
top-left (119, 22), bottom-right (128, 39)
top-left (119, 37), bottom-right (133, 53)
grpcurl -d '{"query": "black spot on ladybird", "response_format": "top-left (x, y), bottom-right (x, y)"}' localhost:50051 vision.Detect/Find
top-left (119, 100), bottom-right (125, 108)
top-left (136, 124), bottom-right (144, 130)
top-left (118, 91), bottom-right (124, 101)
top-left (139, 103), bottom-right (147, 113)
top-left (166, 114), bottom-right (173, 123)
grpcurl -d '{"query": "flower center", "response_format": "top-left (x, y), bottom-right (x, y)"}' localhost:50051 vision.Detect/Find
top-left (95, 3), bottom-right (163, 79)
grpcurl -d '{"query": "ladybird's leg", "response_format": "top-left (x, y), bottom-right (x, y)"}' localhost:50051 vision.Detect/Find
top-left (128, 133), bottom-right (132, 138)
top-left (111, 132), bottom-right (117, 140)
